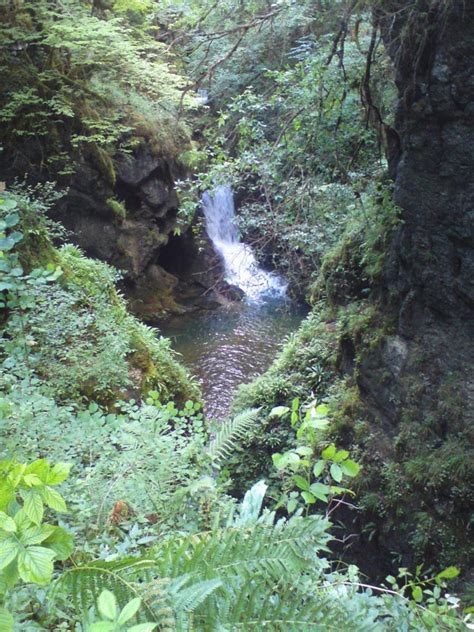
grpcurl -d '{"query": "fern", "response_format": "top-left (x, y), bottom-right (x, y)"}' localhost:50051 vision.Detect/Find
top-left (169, 577), bottom-right (223, 614)
top-left (47, 515), bottom-right (459, 630)
top-left (154, 515), bottom-right (330, 581)
top-left (49, 558), bottom-right (160, 617)
top-left (207, 408), bottom-right (260, 465)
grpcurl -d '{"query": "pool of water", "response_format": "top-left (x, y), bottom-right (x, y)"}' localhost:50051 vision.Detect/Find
top-left (159, 297), bottom-right (307, 419)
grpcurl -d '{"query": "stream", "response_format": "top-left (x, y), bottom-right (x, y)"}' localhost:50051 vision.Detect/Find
top-left (160, 185), bottom-right (307, 419)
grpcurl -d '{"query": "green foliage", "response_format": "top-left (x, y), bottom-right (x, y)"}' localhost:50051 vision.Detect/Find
top-left (107, 198), bottom-right (127, 221)
top-left (0, 0), bottom-right (194, 179)
top-left (86, 589), bottom-right (157, 632)
top-left (173, 10), bottom-right (395, 294)
top-left (207, 407), bottom-right (260, 467)
top-left (0, 382), bottom-right (214, 545)
top-left (0, 1), bottom-right (471, 629)
top-left (43, 481), bottom-right (469, 630)
top-left (0, 187), bottom-right (198, 404)
top-left (271, 399), bottom-right (360, 513)
top-left (0, 457), bottom-right (73, 629)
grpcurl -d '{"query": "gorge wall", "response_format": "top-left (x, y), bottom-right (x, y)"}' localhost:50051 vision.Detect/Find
top-left (342, 0), bottom-right (474, 575)
top-left (56, 147), bottom-right (236, 321)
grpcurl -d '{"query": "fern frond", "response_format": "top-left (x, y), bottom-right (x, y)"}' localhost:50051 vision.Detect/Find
top-left (207, 408), bottom-right (260, 465)
top-left (154, 515), bottom-right (330, 583)
top-left (170, 577), bottom-right (223, 613)
top-left (49, 557), bottom-right (159, 617)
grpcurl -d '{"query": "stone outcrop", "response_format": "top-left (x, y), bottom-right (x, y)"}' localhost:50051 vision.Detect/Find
top-left (370, 1), bottom-right (474, 459)
top-left (53, 145), bottom-right (236, 321)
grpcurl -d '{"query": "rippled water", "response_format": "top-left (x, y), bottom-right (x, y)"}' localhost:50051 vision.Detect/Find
top-left (160, 185), bottom-right (306, 418)
top-left (160, 298), bottom-right (307, 419)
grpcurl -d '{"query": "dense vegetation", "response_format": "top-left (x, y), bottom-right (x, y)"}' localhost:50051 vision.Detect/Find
top-left (0, 0), bottom-right (472, 629)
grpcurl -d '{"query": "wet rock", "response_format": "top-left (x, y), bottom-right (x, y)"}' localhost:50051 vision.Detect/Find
top-left (115, 150), bottom-right (162, 186)
top-left (51, 144), bottom-right (231, 320)
top-left (125, 264), bottom-right (185, 323)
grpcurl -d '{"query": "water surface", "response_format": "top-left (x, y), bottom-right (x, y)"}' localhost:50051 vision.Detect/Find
top-left (161, 298), bottom-right (306, 419)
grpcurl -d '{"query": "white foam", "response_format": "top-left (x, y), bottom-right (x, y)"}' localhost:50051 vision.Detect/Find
top-left (202, 185), bottom-right (287, 300)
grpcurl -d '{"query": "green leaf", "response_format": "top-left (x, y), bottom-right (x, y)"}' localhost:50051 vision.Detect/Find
top-left (0, 540), bottom-right (19, 570)
top-left (89, 623), bottom-right (115, 632)
top-left (23, 474), bottom-right (43, 487)
top-left (341, 460), bottom-right (360, 477)
top-left (309, 482), bottom-right (330, 502)
top-left (98, 589), bottom-right (118, 621)
top-left (329, 486), bottom-right (351, 496)
top-left (295, 446), bottom-right (312, 456)
top-left (269, 406), bottom-right (290, 418)
top-left (23, 491), bottom-right (44, 525)
top-left (321, 444), bottom-right (336, 460)
top-left (46, 463), bottom-right (72, 485)
top-left (117, 597), bottom-right (141, 625)
top-left (43, 526), bottom-right (74, 561)
top-left (17, 546), bottom-right (55, 584)
top-left (301, 491), bottom-right (316, 504)
top-left (286, 452), bottom-right (301, 466)
top-left (333, 450), bottom-right (349, 463)
top-left (41, 487), bottom-right (67, 513)
top-left (0, 511), bottom-right (17, 533)
top-left (292, 475), bottom-right (309, 491)
top-left (0, 237), bottom-right (16, 251)
top-left (412, 585), bottom-right (423, 602)
top-left (24, 459), bottom-right (50, 482)
top-left (4, 213), bottom-right (20, 228)
top-left (14, 509), bottom-right (31, 531)
top-left (0, 607), bottom-right (14, 632)
top-left (272, 453), bottom-right (284, 469)
top-left (315, 404), bottom-right (329, 416)
top-left (330, 463), bottom-right (343, 483)
top-left (287, 498), bottom-right (298, 513)
top-left (0, 198), bottom-right (18, 212)
top-left (436, 566), bottom-right (460, 581)
top-left (312, 460), bottom-right (325, 477)
top-left (20, 524), bottom-right (55, 546)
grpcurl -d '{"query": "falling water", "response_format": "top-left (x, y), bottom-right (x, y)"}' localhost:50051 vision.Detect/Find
top-left (201, 185), bottom-right (287, 300)
top-left (160, 185), bottom-right (307, 419)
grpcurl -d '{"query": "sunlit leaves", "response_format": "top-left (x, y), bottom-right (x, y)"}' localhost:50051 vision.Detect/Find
top-left (0, 457), bottom-right (73, 590)
top-left (17, 546), bottom-right (55, 584)
top-left (272, 401), bottom-right (361, 512)
top-left (0, 608), bottom-right (14, 632)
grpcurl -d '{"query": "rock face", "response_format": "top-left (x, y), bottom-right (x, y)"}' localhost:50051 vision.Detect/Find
top-left (349, 2), bottom-right (474, 574)
top-left (54, 145), bottom-right (234, 321)
top-left (376, 3), bottom-right (474, 445)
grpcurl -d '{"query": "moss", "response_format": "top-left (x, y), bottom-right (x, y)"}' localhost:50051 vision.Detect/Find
top-left (229, 217), bottom-right (473, 576)
top-left (89, 144), bottom-right (116, 186)
top-left (53, 245), bottom-right (199, 405)
top-left (106, 197), bottom-right (127, 221)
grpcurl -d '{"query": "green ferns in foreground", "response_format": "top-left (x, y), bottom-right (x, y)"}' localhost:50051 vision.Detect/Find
top-left (0, 442), bottom-right (468, 629)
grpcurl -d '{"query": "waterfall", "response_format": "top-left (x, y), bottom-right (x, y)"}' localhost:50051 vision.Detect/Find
top-left (202, 185), bottom-right (287, 300)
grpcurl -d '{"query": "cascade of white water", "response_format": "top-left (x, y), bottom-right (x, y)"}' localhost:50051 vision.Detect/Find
top-left (202, 185), bottom-right (287, 300)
